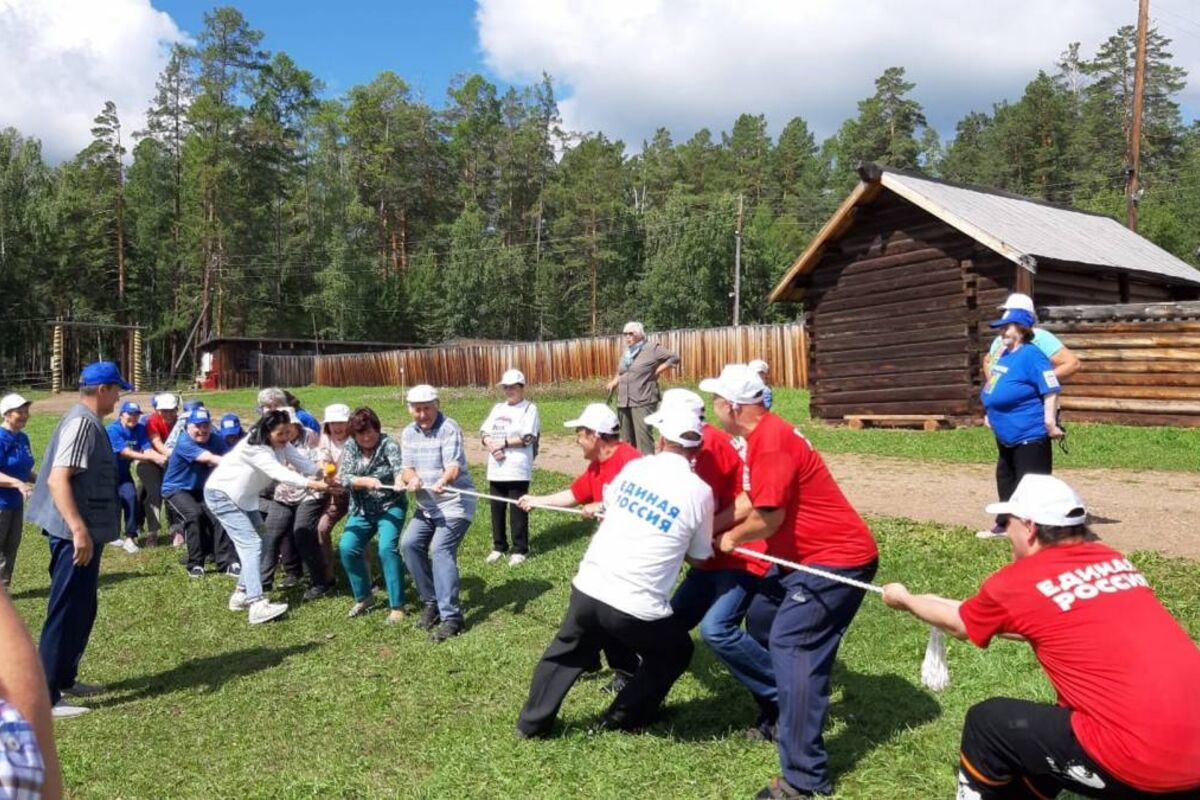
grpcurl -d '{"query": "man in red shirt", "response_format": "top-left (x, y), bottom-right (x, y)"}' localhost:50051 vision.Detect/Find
top-left (883, 474), bottom-right (1200, 799)
top-left (139, 393), bottom-right (179, 546)
top-left (519, 402), bottom-right (642, 689)
top-left (704, 364), bottom-right (879, 800)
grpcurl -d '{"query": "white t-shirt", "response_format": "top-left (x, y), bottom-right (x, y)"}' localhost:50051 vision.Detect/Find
top-left (479, 399), bottom-right (540, 482)
top-left (205, 439), bottom-right (317, 511)
top-left (572, 452), bottom-right (714, 621)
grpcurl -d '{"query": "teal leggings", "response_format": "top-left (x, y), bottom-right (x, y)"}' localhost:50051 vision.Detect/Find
top-left (338, 508), bottom-right (407, 608)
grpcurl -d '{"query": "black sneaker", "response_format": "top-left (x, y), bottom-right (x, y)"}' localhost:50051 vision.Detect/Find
top-left (428, 618), bottom-right (464, 642)
top-left (280, 575), bottom-right (301, 590)
top-left (601, 670), bottom-right (633, 695)
top-left (754, 777), bottom-right (812, 799)
top-left (224, 563), bottom-right (242, 578)
top-left (302, 583), bottom-right (333, 602)
top-left (187, 565), bottom-right (205, 579)
top-left (415, 604), bottom-right (440, 631)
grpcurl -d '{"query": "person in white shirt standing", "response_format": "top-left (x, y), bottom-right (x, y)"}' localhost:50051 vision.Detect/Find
top-left (516, 405), bottom-right (715, 738)
top-left (480, 368), bottom-right (540, 566)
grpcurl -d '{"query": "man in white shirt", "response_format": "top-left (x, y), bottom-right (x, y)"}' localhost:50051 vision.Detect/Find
top-left (516, 405), bottom-right (715, 738)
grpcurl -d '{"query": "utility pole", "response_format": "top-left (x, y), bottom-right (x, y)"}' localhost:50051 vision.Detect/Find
top-left (1126, 0), bottom-right (1149, 231)
top-left (733, 195), bottom-right (744, 327)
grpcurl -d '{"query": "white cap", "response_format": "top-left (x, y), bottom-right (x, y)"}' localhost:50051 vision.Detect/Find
top-left (999, 293), bottom-right (1036, 316)
top-left (659, 388), bottom-right (704, 417)
top-left (645, 406), bottom-right (703, 448)
top-left (406, 384), bottom-right (438, 404)
top-left (564, 403), bottom-right (619, 435)
top-left (323, 403), bottom-right (351, 424)
top-left (498, 368), bottom-right (526, 386)
top-left (698, 364), bottom-right (767, 405)
top-left (747, 359), bottom-right (769, 375)
top-left (985, 475), bottom-right (1087, 527)
top-left (0, 393), bottom-right (30, 415)
top-left (278, 406), bottom-right (302, 425)
top-left (154, 393), bottom-right (179, 410)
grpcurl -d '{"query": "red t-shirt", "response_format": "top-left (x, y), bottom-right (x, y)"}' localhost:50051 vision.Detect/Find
top-left (744, 412), bottom-right (877, 568)
top-left (960, 541), bottom-right (1200, 793)
top-left (692, 424), bottom-right (768, 577)
top-left (146, 413), bottom-right (171, 443)
top-left (570, 442), bottom-right (641, 505)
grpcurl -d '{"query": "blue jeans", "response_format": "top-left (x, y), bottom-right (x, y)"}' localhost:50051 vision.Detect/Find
top-left (339, 508), bottom-right (407, 608)
top-left (117, 480), bottom-right (140, 537)
top-left (749, 561), bottom-right (878, 795)
top-left (39, 535), bottom-right (105, 705)
top-left (204, 488), bottom-right (266, 601)
top-left (671, 567), bottom-right (776, 704)
top-left (400, 508), bottom-right (470, 623)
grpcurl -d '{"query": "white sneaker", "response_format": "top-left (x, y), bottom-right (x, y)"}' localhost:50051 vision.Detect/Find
top-left (485, 550), bottom-right (504, 564)
top-left (247, 598), bottom-right (288, 624)
top-left (52, 701), bottom-right (90, 719)
top-left (508, 553), bottom-right (527, 566)
top-left (228, 589), bottom-right (250, 611)
top-left (120, 537), bottom-right (140, 554)
top-left (975, 527), bottom-right (1007, 539)
top-left (62, 681), bottom-right (104, 697)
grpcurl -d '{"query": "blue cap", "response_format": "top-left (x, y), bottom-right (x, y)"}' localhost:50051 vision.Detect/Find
top-left (186, 408), bottom-right (212, 426)
top-left (79, 361), bottom-right (132, 391)
top-left (119, 401), bottom-right (142, 415)
top-left (219, 413), bottom-right (242, 436)
top-left (989, 308), bottom-right (1036, 329)
top-left (183, 399), bottom-right (205, 412)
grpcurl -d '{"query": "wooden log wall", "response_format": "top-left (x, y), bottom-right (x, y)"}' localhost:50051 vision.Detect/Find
top-left (260, 323), bottom-right (807, 390)
top-left (807, 193), bottom-right (978, 419)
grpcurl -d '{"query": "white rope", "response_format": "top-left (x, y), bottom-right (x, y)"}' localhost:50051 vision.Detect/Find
top-left (732, 547), bottom-right (883, 594)
top-left (445, 487), bottom-right (592, 516)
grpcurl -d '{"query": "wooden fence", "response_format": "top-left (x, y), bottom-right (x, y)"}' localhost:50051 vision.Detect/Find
top-left (1042, 301), bottom-right (1200, 427)
top-left (260, 323), bottom-right (808, 390)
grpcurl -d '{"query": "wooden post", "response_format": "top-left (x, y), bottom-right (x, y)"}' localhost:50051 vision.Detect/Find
top-left (1126, 0), bottom-right (1149, 232)
top-left (132, 328), bottom-right (144, 391)
top-left (51, 324), bottom-right (63, 394)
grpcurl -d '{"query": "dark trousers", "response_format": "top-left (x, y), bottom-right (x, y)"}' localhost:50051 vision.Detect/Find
top-left (116, 480), bottom-right (140, 538)
top-left (748, 560), bottom-right (878, 795)
top-left (618, 405), bottom-right (656, 455)
top-left (166, 489), bottom-right (236, 571)
top-left (39, 535), bottom-right (104, 705)
top-left (517, 586), bottom-right (694, 737)
top-left (264, 498), bottom-right (327, 588)
top-left (488, 480), bottom-right (530, 554)
top-left (994, 437), bottom-right (1053, 524)
top-left (959, 697), bottom-right (1200, 799)
top-left (136, 461), bottom-right (164, 535)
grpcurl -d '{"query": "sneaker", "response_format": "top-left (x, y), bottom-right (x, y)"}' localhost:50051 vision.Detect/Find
top-left (228, 589), bottom-right (250, 612)
top-left (347, 597), bottom-right (376, 618)
top-left (187, 565), bottom-right (205, 578)
top-left (279, 575), bottom-right (301, 590)
top-left (51, 701), bottom-right (90, 719)
top-left (745, 719), bottom-right (778, 743)
top-left (754, 777), bottom-right (810, 799)
top-left (224, 563), bottom-right (242, 578)
top-left (302, 584), bottom-right (333, 602)
top-left (508, 553), bottom-right (527, 566)
top-left (601, 670), bottom-right (633, 696)
top-left (62, 681), bottom-right (104, 697)
top-left (975, 523), bottom-right (1007, 539)
top-left (415, 603), bottom-right (440, 631)
top-left (429, 618), bottom-right (464, 642)
top-left (485, 550), bottom-right (505, 564)
top-left (120, 537), bottom-right (140, 554)
top-left (172, 532), bottom-right (185, 548)
top-left (247, 598), bottom-right (288, 625)
top-left (386, 609), bottom-right (407, 625)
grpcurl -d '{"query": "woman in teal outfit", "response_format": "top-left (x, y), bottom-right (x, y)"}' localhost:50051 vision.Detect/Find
top-left (338, 407), bottom-right (408, 623)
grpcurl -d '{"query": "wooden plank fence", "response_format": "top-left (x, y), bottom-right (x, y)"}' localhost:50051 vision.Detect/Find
top-left (260, 323), bottom-right (808, 390)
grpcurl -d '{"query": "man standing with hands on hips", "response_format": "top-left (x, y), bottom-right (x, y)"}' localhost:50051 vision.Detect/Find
top-left (26, 361), bottom-right (131, 718)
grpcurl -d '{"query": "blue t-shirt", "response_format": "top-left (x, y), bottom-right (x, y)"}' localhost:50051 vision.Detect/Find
top-left (0, 428), bottom-right (35, 510)
top-left (161, 433), bottom-right (228, 495)
top-left (762, 385), bottom-right (774, 410)
top-left (982, 344), bottom-right (1061, 446)
top-left (106, 421), bottom-right (152, 484)
top-left (296, 409), bottom-right (320, 435)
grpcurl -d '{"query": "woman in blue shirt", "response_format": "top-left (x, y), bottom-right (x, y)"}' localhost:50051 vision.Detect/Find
top-left (979, 308), bottom-right (1064, 538)
top-left (0, 394), bottom-right (36, 587)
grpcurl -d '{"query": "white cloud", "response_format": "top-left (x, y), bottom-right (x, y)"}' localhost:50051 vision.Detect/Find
top-left (0, 0), bottom-right (185, 161)
top-left (477, 0), bottom-right (1200, 149)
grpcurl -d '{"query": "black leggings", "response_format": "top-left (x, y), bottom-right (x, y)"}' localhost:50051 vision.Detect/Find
top-left (994, 437), bottom-right (1052, 524)
top-left (489, 480), bottom-right (530, 554)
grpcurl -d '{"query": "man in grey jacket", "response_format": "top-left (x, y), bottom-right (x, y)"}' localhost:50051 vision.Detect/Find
top-left (605, 322), bottom-right (679, 455)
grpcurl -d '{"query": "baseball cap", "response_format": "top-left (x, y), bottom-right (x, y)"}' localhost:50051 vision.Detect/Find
top-left (0, 394), bottom-right (30, 415)
top-left (564, 403), bottom-right (619, 435)
top-left (985, 474), bottom-right (1087, 527)
top-left (186, 407), bottom-right (213, 426)
top-left (747, 359), bottom-right (769, 375)
top-left (119, 401), bottom-right (142, 415)
top-left (659, 388), bottom-right (705, 417)
top-left (79, 361), bottom-right (132, 391)
top-left (219, 413), bottom-right (242, 435)
top-left (699, 364), bottom-right (766, 405)
top-left (498, 368), bottom-right (526, 386)
top-left (989, 308), bottom-right (1036, 329)
top-left (153, 393), bottom-right (179, 411)
top-left (406, 384), bottom-right (438, 404)
top-left (999, 293), bottom-right (1036, 315)
top-left (323, 403), bottom-right (351, 424)
top-left (183, 399), bottom-right (205, 412)
top-left (645, 406), bottom-right (703, 448)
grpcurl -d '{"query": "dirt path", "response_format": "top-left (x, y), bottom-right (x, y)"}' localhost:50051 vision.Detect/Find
top-left (466, 439), bottom-right (1200, 561)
